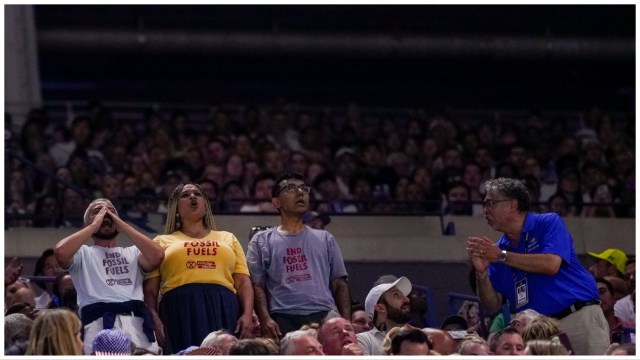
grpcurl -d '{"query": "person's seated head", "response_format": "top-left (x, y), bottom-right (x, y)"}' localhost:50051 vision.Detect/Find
top-left (299, 322), bottom-right (320, 338)
top-left (351, 308), bottom-right (373, 334)
top-left (596, 277), bottom-right (618, 314)
top-left (51, 272), bottom-right (74, 308)
top-left (255, 337), bottom-right (279, 355)
top-left (381, 326), bottom-right (404, 355)
top-left (588, 248), bottom-right (628, 278)
top-left (279, 329), bottom-right (324, 355)
top-left (302, 211), bottom-right (331, 230)
top-left (440, 315), bottom-right (468, 331)
top-left (25, 308), bottom-right (83, 356)
top-left (91, 328), bottom-right (132, 355)
top-left (5, 313), bottom-right (33, 349)
top-left (507, 308), bottom-right (540, 334)
top-left (605, 276), bottom-right (629, 300)
top-left (5, 280), bottom-right (35, 309)
top-left (228, 339), bottom-right (271, 355)
top-left (524, 337), bottom-right (570, 355)
top-left (408, 287), bottom-right (427, 315)
top-left (391, 328), bottom-right (432, 355)
top-left (521, 314), bottom-right (562, 342)
top-left (421, 328), bottom-right (457, 355)
top-left (365, 276), bottom-right (412, 330)
top-left (200, 329), bottom-right (238, 355)
top-left (457, 336), bottom-right (491, 355)
top-left (606, 343), bottom-right (635, 356)
top-left (445, 181), bottom-right (472, 215)
top-left (317, 317), bottom-right (358, 355)
top-left (5, 302), bottom-right (36, 319)
top-left (489, 326), bottom-right (524, 356)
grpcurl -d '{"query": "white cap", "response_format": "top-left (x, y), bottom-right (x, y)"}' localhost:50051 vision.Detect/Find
top-left (364, 276), bottom-right (412, 318)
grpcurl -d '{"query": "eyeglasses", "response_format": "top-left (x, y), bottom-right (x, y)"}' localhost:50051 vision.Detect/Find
top-left (483, 199), bottom-right (510, 209)
top-left (276, 183), bottom-right (312, 196)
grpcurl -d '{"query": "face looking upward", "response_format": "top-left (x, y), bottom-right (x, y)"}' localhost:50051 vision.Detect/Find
top-left (87, 200), bottom-right (118, 240)
top-left (379, 287), bottom-right (411, 324)
top-left (272, 179), bottom-right (310, 215)
top-left (319, 317), bottom-right (357, 355)
top-left (176, 184), bottom-right (206, 222)
top-left (291, 335), bottom-right (324, 355)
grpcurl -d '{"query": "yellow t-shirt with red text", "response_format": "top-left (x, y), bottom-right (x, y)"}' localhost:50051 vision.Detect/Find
top-left (146, 230), bottom-right (249, 295)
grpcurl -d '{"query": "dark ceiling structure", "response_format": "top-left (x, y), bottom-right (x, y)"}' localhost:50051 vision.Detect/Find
top-left (34, 5), bottom-right (635, 109)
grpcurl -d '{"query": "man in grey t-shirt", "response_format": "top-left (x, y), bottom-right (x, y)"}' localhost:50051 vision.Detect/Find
top-left (247, 171), bottom-right (351, 339)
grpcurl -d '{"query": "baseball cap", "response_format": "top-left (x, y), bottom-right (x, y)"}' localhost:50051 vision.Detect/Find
top-left (588, 248), bottom-right (628, 274)
top-left (364, 276), bottom-right (412, 318)
top-left (92, 328), bottom-right (131, 355)
top-left (440, 315), bottom-right (469, 331)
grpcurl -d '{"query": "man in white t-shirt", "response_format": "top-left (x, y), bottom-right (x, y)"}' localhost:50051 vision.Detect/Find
top-left (54, 198), bottom-right (164, 354)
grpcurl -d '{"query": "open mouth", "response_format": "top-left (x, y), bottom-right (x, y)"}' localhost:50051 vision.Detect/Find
top-left (101, 216), bottom-right (114, 227)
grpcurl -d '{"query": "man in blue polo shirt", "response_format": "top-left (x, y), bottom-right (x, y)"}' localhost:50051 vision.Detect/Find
top-left (467, 178), bottom-right (608, 355)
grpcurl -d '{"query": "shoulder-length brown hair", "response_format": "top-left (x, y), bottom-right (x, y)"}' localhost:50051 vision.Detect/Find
top-left (25, 308), bottom-right (83, 355)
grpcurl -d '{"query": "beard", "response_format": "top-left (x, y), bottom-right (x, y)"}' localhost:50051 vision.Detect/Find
top-left (383, 299), bottom-right (411, 324)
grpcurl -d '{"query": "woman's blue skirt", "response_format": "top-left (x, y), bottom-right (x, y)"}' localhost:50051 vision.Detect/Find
top-left (159, 283), bottom-right (239, 354)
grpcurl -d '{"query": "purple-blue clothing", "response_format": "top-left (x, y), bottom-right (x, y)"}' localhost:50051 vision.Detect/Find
top-left (488, 212), bottom-right (599, 314)
top-left (246, 226), bottom-right (348, 315)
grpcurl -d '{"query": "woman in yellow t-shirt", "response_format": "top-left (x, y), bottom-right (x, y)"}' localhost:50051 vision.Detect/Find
top-left (143, 183), bottom-right (253, 354)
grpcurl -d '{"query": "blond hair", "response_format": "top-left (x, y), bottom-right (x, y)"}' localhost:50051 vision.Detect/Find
top-left (25, 309), bottom-right (82, 355)
top-left (256, 337), bottom-right (279, 355)
top-left (521, 315), bottom-right (562, 342)
top-left (381, 326), bottom-right (404, 355)
top-left (457, 336), bottom-right (490, 355)
top-left (525, 338), bottom-right (569, 355)
top-left (164, 183), bottom-right (217, 234)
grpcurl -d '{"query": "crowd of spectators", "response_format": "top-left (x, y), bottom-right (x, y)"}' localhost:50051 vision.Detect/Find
top-left (5, 101), bottom-right (635, 228)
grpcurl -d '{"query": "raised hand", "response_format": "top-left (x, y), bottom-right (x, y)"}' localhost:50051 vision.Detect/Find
top-left (467, 236), bottom-right (491, 273)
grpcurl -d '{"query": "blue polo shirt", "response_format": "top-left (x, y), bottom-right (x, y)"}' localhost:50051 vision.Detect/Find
top-left (488, 212), bottom-right (599, 315)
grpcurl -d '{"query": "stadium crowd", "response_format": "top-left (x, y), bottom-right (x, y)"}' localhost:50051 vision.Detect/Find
top-left (3, 102), bottom-right (635, 356)
top-left (5, 102), bottom-right (636, 228)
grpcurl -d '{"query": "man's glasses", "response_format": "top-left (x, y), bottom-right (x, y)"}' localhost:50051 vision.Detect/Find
top-left (277, 184), bottom-right (312, 196)
top-left (483, 199), bottom-right (510, 209)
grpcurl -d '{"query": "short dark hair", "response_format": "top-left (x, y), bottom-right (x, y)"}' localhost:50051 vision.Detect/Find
top-left (595, 277), bottom-right (614, 295)
top-left (490, 326), bottom-right (521, 352)
top-left (391, 328), bottom-right (432, 355)
top-left (228, 339), bottom-right (270, 356)
top-left (484, 178), bottom-right (531, 212)
top-left (33, 249), bottom-right (55, 289)
top-left (251, 172), bottom-right (276, 197)
top-left (272, 171), bottom-right (306, 198)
